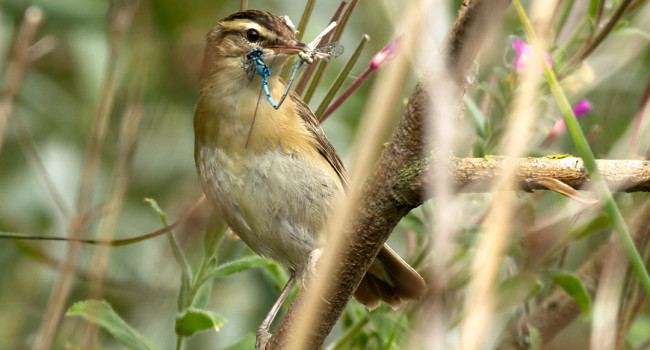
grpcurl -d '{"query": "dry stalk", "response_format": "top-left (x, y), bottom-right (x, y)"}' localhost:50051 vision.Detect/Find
top-left (419, 0), bottom-right (514, 347)
top-left (590, 239), bottom-right (627, 350)
top-left (0, 6), bottom-right (43, 153)
top-left (420, 0), bottom-right (461, 347)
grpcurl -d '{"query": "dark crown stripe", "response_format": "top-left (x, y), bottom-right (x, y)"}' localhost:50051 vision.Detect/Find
top-left (221, 10), bottom-right (283, 33)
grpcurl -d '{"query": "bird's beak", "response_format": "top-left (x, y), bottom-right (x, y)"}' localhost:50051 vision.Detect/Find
top-left (265, 40), bottom-right (307, 55)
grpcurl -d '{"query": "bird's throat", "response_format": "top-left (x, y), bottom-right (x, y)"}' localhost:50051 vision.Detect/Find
top-left (194, 75), bottom-right (316, 156)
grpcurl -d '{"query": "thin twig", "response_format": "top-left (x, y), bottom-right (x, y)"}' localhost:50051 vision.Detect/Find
top-left (0, 196), bottom-right (206, 247)
top-left (594, 0), bottom-right (606, 30)
top-left (0, 6), bottom-right (44, 153)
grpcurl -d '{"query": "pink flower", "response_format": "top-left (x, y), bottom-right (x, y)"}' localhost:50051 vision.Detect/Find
top-left (542, 98), bottom-right (593, 147)
top-left (512, 38), bottom-right (552, 72)
top-left (370, 37), bottom-right (400, 70)
top-left (572, 98), bottom-right (593, 118)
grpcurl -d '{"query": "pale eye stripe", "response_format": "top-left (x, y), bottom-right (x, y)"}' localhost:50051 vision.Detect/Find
top-left (219, 21), bottom-right (279, 42)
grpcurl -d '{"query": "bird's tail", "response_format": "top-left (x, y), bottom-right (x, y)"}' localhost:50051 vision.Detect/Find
top-left (353, 244), bottom-right (427, 310)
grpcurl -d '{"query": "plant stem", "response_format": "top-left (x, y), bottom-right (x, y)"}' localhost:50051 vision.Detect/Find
top-left (302, 0), bottom-right (359, 103)
top-left (320, 68), bottom-right (371, 122)
top-left (316, 34), bottom-right (369, 120)
top-left (295, 0), bottom-right (316, 42)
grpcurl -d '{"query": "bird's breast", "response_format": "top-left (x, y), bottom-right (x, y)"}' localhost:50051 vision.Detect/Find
top-left (195, 142), bottom-right (340, 270)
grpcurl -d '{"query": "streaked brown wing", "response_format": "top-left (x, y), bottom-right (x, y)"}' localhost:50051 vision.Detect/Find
top-left (289, 90), bottom-right (348, 189)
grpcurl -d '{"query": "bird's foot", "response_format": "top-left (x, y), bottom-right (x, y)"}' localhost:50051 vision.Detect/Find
top-left (256, 329), bottom-right (272, 350)
top-left (306, 248), bottom-right (323, 280)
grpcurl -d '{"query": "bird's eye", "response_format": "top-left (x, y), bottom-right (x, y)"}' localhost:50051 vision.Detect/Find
top-left (246, 29), bottom-right (260, 42)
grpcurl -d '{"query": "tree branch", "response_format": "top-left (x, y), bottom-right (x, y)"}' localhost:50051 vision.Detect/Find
top-left (430, 157), bottom-right (650, 193)
top-left (268, 0), bottom-right (511, 348)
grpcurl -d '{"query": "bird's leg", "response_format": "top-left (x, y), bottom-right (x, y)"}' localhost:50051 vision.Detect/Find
top-left (256, 271), bottom-right (301, 350)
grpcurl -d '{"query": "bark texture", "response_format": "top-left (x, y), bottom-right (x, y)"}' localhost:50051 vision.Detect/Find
top-left (443, 157), bottom-right (650, 193)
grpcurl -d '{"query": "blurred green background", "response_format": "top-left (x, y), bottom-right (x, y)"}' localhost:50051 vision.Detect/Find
top-left (1, 0), bottom-right (649, 349)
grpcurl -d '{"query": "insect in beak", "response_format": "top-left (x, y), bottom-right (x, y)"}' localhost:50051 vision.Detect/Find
top-left (265, 40), bottom-right (307, 56)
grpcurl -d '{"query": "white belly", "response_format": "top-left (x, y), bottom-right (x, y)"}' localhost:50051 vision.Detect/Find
top-left (196, 144), bottom-right (339, 272)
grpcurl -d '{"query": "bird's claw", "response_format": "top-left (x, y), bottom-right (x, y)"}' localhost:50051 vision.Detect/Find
top-left (256, 329), bottom-right (272, 350)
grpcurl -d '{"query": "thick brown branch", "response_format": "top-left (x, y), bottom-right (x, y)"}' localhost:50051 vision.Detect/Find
top-left (269, 0), bottom-right (511, 348)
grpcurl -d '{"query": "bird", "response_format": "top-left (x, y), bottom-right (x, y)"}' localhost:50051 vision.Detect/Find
top-left (193, 10), bottom-right (426, 348)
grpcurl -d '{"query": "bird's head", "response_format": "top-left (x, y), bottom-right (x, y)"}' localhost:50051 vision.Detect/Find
top-left (199, 10), bottom-right (307, 84)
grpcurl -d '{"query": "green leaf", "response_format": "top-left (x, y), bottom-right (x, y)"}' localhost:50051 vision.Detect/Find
top-left (175, 308), bottom-right (226, 337)
top-left (463, 95), bottom-right (487, 139)
top-left (66, 300), bottom-right (159, 350)
top-left (223, 334), bottom-right (256, 350)
top-left (550, 271), bottom-right (592, 315)
top-left (496, 273), bottom-right (543, 310)
top-left (143, 198), bottom-right (166, 220)
top-left (572, 214), bottom-right (611, 240)
top-left (191, 281), bottom-right (213, 309)
top-left (204, 215), bottom-right (228, 256)
top-left (201, 256), bottom-right (273, 283)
